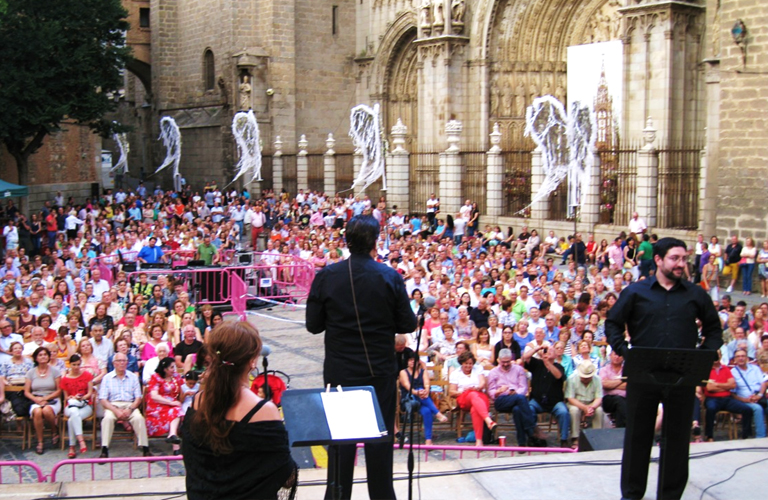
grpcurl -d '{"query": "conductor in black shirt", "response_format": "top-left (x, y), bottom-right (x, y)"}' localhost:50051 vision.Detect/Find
top-left (606, 238), bottom-right (723, 500)
top-left (307, 215), bottom-right (417, 500)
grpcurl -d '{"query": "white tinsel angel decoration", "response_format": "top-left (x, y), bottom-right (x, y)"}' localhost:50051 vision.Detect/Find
top-left (349, 103), bottom-right (386, 192)
top-left (155, 117), bottom-right (182, 192)
top-left (110, 130), bottom-right (129, 174)
top-left (521, 95), bottom-right (596, 214)
top-left (229, 110), bottom-right (262, 186)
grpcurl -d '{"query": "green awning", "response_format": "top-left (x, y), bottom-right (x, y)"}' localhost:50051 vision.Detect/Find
top-left (0, 179), bottom-right (28, 198)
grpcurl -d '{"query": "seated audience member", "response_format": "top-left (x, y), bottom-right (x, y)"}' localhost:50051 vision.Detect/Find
top-left (143, 343), bottom-right (171, 384)
top-left (697, 352), bottom-right (753, 442)
top-left (146, 357), bottom-right (184, 455)
top-left (174, 324), bottom-right (203, 372)
top-left (729, 349), bottom-right (766, 438)
top-left (398, 352), bottom-right (448, 445)
top-left (22, 326), bottom-right (47, 358)
top-left (107, 336), bottom-right (140, 374)
top-left (565, 361), bottom-right (603, 447)
top-left (492, 326), bottom-right (522, 365)
top-left (449, 351), bottom-right (496, 446)
top-left (599, 350), bottom-right (627, 428)
top-left (99, 352), bottom-right (150, 458)
top-left (88, 324), bottom-right (114, 365)
top-left (24, 346), bottom-right (62, 454)
top-left (60, 353), bottom-right (94, 458)
top-left (523, 343), bottom-right (571, 448)
top-left (487, 348), bottom-right (545, 447)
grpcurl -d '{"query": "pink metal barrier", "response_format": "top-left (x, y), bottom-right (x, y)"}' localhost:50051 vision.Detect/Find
top-left (49, 456), bottom-right (183, 482)
top-left (231, 272), bottom-right (248, 320)
top-left (0, 460), bottom-right (46, 483)
top-left (354, 442), bottom-right (577, 463)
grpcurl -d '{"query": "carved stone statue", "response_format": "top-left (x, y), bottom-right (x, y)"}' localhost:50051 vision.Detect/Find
top-left (555, 76), bottom-right (566, 105)
top-left (503, 85), bottom-right (514, 117)
top-left (528, 80), bottom-right (539, 105)
top-left (420, 0), bottom-right (432, 29)
top-left (451, 0), bottom-right (466, 24)
top-left (542, 75), bottom-right (552, 97)
top-left (239, 74), bottom-right (252, 111)
top-left (433, 1), bottom-right (444, 27)
top-left (514, 81), bottom-right (526, 116)
top-left (490, 81), bottom-right (501, 117)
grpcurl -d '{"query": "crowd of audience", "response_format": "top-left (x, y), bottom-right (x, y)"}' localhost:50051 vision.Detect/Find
top-left (0, 186), bottom-right (765, 456)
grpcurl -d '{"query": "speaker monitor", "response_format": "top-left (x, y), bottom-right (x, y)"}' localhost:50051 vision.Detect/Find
top-left (578, 427), bottom-right (625, 452)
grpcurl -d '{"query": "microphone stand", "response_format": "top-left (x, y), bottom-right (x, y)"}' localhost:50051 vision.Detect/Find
top-left (406, 307), bottom-right (428, 500)
top-left (262, 353), bottom-right (271, 402)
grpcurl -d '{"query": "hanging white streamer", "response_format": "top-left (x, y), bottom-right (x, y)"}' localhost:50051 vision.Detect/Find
top-left (110, 132), bottom-right (129, 173)
top-left (155, 117), bottom-right (182, 191)
top-left (521, 95), bottom-right (596, 215)
top-left (230, 110), bottom-right (262, 185)
top-left (349, 103), bottom-right (386, 192)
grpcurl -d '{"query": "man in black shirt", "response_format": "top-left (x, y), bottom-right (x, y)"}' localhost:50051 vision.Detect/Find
top-left (469, 298), bottom-right (491, 329)
top-left (522, 342), bottom-right (570, 448)
top-left (307, 215), bottom-right (417, 500)
top-left (606, 237), bottom-right (722, 500)
top-left (174, 325), bottom-right (202, 369)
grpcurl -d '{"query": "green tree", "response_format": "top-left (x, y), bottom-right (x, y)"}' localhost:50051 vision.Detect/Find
top-left (0, 0), bottom-right (131, 192)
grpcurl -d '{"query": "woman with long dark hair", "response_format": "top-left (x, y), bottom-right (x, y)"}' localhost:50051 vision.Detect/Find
top-left (181, 322), bottom-right (296, 499)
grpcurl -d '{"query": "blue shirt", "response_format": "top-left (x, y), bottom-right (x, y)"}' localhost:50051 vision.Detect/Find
top-left (99, 370), bottom-right (142, 403)
top-left (731, 364), bottom-right (764, 399)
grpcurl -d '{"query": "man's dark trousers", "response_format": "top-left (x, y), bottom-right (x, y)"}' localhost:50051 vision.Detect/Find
top-left (602, 394), bottom-right (628, 427)
top-left (324, 374), bottom-right (396, 500)
top-left (621, 382), bottom-right (695, 500)
top-left (494, 393), bottom-right (536, 446)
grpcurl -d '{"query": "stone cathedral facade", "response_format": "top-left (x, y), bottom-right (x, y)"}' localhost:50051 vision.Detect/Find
top-left (37, 0), bottom-right (766, 241)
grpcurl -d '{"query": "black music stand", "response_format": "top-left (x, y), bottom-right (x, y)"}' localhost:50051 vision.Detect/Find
top-left (281, 386), bottom-right (388, 500)
top-left (624, 346), bottom-right (716, 500)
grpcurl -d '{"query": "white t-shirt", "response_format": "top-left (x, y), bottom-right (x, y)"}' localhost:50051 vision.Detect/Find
top-left (449, 364), bottom-right (484, 392)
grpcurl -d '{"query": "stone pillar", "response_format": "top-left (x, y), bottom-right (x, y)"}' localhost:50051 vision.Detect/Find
top-left (296, 134), bottom-right (308, 191)
top-left (439, 120), bottom-right (463, 215)
top-left (486, 123), bottom-right (503, 218)
top-left (324, 133), bottom-right (336, 196)
top-left (387, 119), bottom-right (410, 211)
top-left (700, 58), bottom-right (720, 236)
top-left (529, 147), bottom-right (548, 223)
top-left (636, 118), bottom-right (659, 228)
top-left (272, 136), bottom-right (283, 193)
top-left (580, 149), bottom-right (602, 229)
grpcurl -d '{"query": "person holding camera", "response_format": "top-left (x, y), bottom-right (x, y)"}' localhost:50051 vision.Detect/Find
top-left (522, 342), bottom-right (571, 448)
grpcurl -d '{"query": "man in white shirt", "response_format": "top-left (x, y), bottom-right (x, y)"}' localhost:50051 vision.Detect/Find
top-left (526, 307), bottom-right (546, 334)
top-left (88, 268), bottom-right (111, 298)
top-left (628, 212), bottom-right (647, 235)
top-left (0, 320), bottom-right (23, 364)
top-left (459, 199), bottom-right (472, 220)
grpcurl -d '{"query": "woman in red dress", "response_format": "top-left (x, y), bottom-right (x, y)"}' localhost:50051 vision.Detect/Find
top-left (145, 357), bottom-right (184, 454)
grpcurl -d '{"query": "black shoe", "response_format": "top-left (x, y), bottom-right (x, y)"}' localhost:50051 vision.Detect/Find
top-left (527, 436), bottom-right (547, 448)
top-left (99, 447), bottom-right (109, 459)
top-left (173, 449), bottom-right (182, 456)
top-left (165, 435), bottom-right (181, 445)
top-left (142, 446), bottom-right (152, 457)
top-left (560, 440), bottom-right (569, 448)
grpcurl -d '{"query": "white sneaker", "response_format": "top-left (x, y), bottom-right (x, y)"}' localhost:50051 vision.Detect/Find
top-left (726, 286), bottom-right (733, 293)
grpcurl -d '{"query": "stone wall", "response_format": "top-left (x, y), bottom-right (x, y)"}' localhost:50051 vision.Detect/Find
top-left (715, 0), bottom-right (768, 241)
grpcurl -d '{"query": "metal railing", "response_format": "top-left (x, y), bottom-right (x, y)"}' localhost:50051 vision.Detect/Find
top-left (49, 455), bottom-right (184, 482)
top-left (409, 152), bottom-right (440, 214)
top-left (335, 154), bottom-right (354, 195)
top-left (0, 460), bottom-right (46, 483)
top-left (548, 182), bottom-right (570, 221)
top-left (282, 155), bottom-right (298, 196)
top-left (307, 154), bottom-right (325, 194)
top-left (599, 147), bottom-right (638, 225)
top-left (657, 145), bottom-right (702, 229)
top-left (461, 152), bottom-right (488, 215)
top-left (502, 150), bottom-right (533, 217)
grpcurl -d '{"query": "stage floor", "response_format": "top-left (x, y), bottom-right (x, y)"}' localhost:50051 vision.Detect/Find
top-left (6, 438), bottom-right (766, 500)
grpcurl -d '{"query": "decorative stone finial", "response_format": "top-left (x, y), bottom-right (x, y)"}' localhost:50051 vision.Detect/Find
top-left (391, 119), bottom-right (408, 154)
top-left (325, 133), bottom-right (336, 155)
top-left (274, 135), bottom-right (283, 157)
top-left (642, 117), bottom-right (657, 150)
top-left (489, 122), bottom-right (502, 154)
top-left (445, 119), bottom-right (463, 153)
top-left (298, 134), bottom-right (308, 156)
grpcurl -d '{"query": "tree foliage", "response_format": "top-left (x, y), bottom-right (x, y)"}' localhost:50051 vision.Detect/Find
top-left (0, 0), bottom-right (131, 183)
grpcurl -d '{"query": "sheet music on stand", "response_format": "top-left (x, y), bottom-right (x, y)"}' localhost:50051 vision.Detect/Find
top-left (320, 390), bottom-right (386, 440)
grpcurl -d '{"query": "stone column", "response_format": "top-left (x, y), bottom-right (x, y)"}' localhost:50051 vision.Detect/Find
top-left (700, 58), bottom-right (720, 236)
top-left (324, 133), bottom-right (336, 196)
top-left (272, 136), bottom-right (283, 193)
top-left (580, 148), bottom-right (602, 229)
top-left (439, 120), bottom-right (463, 215)
top-left (387, 119), bottom-right (410, 211)
top-left (636, 118), bottom-right (659, 227)
top-left (529, 147), bottom-right (548, 223)
top-left (486, 123), bottom-right (503, 218)
top-left (296, 134), bottom-right (308, 191)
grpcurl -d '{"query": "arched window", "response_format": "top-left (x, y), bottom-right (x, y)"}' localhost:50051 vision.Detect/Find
top-left (203, 49), bottom-right (215, 91)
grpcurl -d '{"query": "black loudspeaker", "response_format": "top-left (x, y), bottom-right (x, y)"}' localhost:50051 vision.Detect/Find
top-left (578, 428), bottom-right (625, 452)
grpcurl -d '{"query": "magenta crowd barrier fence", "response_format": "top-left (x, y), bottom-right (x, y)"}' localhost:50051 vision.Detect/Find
top-left (0, 460), bottom-right (47, 484)
top-left (231, 271), bottom-right (248, 320)
top-left (49, 455), bottom-right (184, 483)
top-left (354, 442), bottom-right (577, 463)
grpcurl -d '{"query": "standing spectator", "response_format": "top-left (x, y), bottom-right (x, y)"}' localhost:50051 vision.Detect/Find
top-left (628, 212), bottom-right (647, 235)
top-left (724, 235), bottom-right (742, 293)
top-left (740, 237), bottom-right (757, 296)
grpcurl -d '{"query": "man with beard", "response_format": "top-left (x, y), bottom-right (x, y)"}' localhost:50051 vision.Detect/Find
top-left (606, 237), bottom-right (722, 500)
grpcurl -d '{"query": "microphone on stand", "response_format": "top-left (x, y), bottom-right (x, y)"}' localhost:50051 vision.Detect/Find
top-left (262, 344), bottom-right (273, 401)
